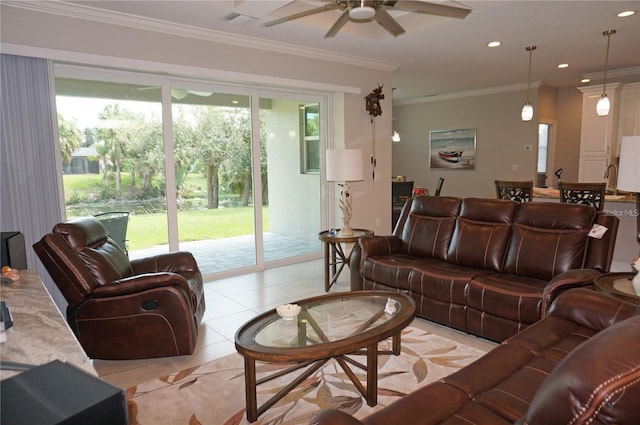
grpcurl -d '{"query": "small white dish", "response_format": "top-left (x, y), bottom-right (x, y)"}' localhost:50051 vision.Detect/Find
top-left (276, 303), bottom-right (301, 321)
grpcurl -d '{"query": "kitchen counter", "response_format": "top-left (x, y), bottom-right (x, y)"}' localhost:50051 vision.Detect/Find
top-left (533, 186), bottom-right (635, 202)
top-left (0, 269), bottom-right (94, 380)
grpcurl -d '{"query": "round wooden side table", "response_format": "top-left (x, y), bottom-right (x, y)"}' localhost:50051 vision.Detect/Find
top-left (593, 272), bottom-right (640, 304)
top-left (318, 228), bottom-right (374, 292)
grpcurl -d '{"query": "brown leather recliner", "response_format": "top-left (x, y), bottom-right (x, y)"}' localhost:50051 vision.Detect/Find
top-left (33, 216), bottom-right (206, 360)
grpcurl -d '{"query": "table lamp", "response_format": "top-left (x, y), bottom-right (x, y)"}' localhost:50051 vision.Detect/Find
top-left (326, 149), bottom-right (364, 236)
top-left (617, 136), bottom-right (640, 252)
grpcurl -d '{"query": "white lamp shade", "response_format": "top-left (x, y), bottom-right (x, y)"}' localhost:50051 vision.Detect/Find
top-left (521, 103), bottom-right (534, 121)
top-left (618, 136), bottom-right (640, 192)
top-left (596, 95), bottom-right (611, 116)
top-left (326, 149), bottom-right (364, 182)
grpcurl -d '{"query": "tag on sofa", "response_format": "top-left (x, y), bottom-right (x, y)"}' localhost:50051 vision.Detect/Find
top-left (588, 224), bottom-right (608, 239)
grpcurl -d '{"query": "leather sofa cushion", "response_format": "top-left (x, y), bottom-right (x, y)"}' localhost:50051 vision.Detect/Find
top-left (399, 196), bottom-right (461, 260)
top-left (361, 254), bottom-right (435, 291)
top-left (54, 218), bottom-right (133, 286)
top-left (504, 202), bottom-right (594, 280)
top-left (466, 273), bottom-right (544, 324)
top-left (447, 198), bottom-right (519, 272)
top-left (521, 315), bottom-right (640, 425)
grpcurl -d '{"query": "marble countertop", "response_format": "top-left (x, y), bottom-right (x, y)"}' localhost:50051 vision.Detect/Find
top-left (0, 269), bottom-right (95, 380)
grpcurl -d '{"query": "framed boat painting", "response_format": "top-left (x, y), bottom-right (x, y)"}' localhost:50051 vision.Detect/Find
top-left (429, 128), bottom-right (476, 169)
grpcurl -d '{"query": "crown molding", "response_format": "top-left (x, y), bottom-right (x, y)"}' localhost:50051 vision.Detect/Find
top-left (395, 82), bottom-right (540, 106)
top-left (3, 1), bottom-right (399, 73)
top-left (582, 66), bottom-right (640, 81)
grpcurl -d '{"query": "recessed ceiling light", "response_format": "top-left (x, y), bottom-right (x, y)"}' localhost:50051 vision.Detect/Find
top-left (617, 10), bottom-right (636, 17)
top-left (487, 41), bottom-right (502, 48)
top-left (581, 78), bottom-right (591, 83)
top-left (232, 100), bottom-right (239, 104)
top-left (557, 63), bottom-right (569, 69)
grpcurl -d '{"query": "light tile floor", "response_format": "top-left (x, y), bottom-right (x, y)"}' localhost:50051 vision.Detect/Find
top-left (93, 259), bottom-right (497, 389)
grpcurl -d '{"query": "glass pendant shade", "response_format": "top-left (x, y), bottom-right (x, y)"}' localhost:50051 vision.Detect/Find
top-left (596, 94), bottom-right (610, 116)
top-left (392, 131), bottom-right (401, 142)
top-left (521, 103), bottom-right (534, 121)
top-left (596, 30), bottom-right (616, 117)
top-left (521, 46), bottom-right (536, 122)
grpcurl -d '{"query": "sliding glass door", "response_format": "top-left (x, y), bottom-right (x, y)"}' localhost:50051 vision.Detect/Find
top-left (55, 77), bottom-right (170, 257)
top-left (54, 65), bottom-right (324, 278)
top-left (260, 97), bottom-right (322, 263)
top-left (171, 89), bottom-right (257, 272)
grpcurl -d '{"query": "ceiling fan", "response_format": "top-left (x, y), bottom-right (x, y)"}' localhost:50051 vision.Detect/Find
top-left (264, 0), bottom-right (471, 38)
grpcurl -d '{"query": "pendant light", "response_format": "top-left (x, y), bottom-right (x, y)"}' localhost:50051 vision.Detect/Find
top-left (521, 45), bottom-right (536, 122)
top-left (596, 30), bottom-right (616, 117)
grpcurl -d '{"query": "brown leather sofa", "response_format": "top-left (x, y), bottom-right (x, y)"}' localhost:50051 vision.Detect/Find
top-left (33, 216), bottom-right (205, 360)
top-left (351, 196), bottom-right (619, 342)
top-left (313, 288), bottom-right (640, 425)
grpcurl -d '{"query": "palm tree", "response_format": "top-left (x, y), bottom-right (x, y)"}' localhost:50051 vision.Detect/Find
top-left (58, 114), bottom-right (82, 171)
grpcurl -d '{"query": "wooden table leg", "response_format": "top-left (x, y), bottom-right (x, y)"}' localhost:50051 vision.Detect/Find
top-left (392, 332), bottom-right (401, 355)
top-left (366, 343), bottom-right (378, 406)
top-left (330, 242), bottom-right (337, 276)
top-left (323, 241), bottom-right (330, 292)
top-left (243, 357), bottom-right (258, 422)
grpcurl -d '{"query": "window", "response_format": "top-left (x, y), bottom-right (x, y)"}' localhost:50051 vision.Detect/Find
top-left (300, 104), bottom-right (320, 173)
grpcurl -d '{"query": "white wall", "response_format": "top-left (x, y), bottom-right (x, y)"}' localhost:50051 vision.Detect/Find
top-left (392, 89), bottom-right (539, 198)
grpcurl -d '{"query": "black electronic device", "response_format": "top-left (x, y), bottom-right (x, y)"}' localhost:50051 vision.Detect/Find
top-left (0, 231), bottom-right (27, 269)
top-left (1, 360), bottom-right (128, 425)
top-left (0, 300), bottom-right (13, 330)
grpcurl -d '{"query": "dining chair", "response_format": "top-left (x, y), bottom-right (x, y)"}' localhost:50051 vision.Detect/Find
top-left (495, 180), bottom-right (534, 202)
top-left (558, 182), bottom-right (606, 211)
top-left (434, 177), bottom-right (445, 196)
top-left (392, 181), bottom-right (414, 228)
top-left (94, 211), bottom-right (129, 256)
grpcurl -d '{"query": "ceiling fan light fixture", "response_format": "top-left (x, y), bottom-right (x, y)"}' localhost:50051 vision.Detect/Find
top-left (349, 6), bottom-right (376, 20)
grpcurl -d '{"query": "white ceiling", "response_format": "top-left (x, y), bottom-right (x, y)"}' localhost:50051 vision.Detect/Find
top-left (26, 1), bottom-right (640, 101)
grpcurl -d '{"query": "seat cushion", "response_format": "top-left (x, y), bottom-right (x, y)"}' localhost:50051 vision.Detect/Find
top-left (361, 254), bottom-right (437, 291)
top-left (407, 261), bottom-right (492, 329)
top-left (466, 273), bottom-right (545, 325)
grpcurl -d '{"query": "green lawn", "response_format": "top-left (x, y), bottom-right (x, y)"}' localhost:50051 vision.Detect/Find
top-left (128, 207), bottom-right (268, 250)
top-left (63, 173), bottom-right (267, 250)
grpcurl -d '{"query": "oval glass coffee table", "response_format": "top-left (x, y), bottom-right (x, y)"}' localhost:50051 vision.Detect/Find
top-left (235, 290), bottom-right (416, 422)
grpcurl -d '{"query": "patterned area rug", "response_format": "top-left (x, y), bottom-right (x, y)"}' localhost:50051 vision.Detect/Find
top-left (127, 326), bottom-right (489, 425)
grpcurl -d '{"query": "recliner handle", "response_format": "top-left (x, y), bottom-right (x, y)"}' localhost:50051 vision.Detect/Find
top-left (141, 300), bottom-right (159, 311)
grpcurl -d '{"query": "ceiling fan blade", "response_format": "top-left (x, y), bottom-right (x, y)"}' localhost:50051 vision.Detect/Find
top-left (263, 4), bottom-right (339, 27)
top-left (325, 9), bottom-right (350, 38)
top-left (391, 1), bottom-right (471, 19)
top-left (375, 8), bottom-right (405, 37)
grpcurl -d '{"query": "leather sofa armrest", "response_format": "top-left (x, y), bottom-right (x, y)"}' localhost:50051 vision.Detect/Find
top-left (359, 235), bottom-right (402, 259)
top-left (130, 251), bottom-right (200, 275)
top-left (92, 272), bottom-right (192, 301)
top-left (311, 409), bottom-right (365, 425)
top-left (546, 288), bottom-right (639, 330)
top-left (540, 268), bottom-right (602, 315)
